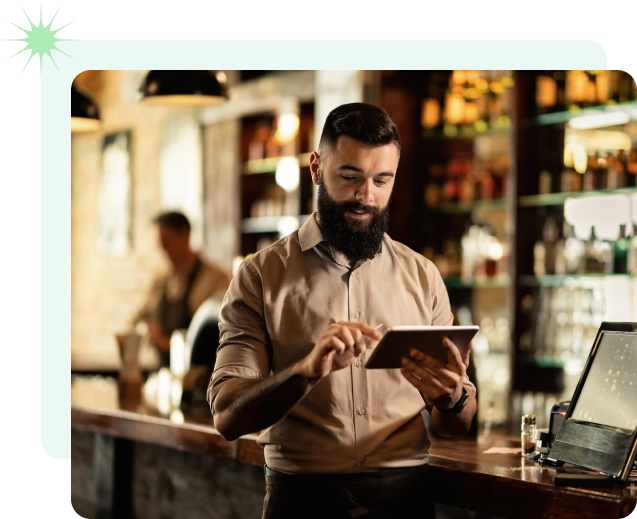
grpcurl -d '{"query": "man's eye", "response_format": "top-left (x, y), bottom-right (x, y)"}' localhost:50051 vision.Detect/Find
top-left (374, 179), bottom-right (387, 186)
top-left (342, 176), bottom-right (357, 181)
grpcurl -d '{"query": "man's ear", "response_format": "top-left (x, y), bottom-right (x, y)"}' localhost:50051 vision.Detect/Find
top-left (309, 151), bottom-right (321, 186)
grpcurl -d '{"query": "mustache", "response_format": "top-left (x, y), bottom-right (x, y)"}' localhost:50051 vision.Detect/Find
top-left (339, 202), bottom-right (381, 214)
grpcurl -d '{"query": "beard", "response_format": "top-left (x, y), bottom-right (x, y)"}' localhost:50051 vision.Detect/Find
top-left (316, 178), bottom-right (390, 263)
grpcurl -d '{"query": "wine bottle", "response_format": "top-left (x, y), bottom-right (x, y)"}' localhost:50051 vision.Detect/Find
top-left (536, 71), bottom-right (558, 114)
top-left (616, 149), bottom-right (627, 189)
top-left (583, 153), bottom-right (598, 192)
top-left (613, 224), bottom-right (629, 274)
top-left (543, 217), bottom-right (559, 275)
top-left (539, 170), bottom-right (552, 195)
top-left (608, 70), bottom-right (621, 104)
top-left (585, 71), bottom-right (598, 108)
top-left (561, 147), bottom-right (577, 193)
top-left (606, 153), bottom-right (619, 189)
top-left (596, 155), bottom-right (608, 190)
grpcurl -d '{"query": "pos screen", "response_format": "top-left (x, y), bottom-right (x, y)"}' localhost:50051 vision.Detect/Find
top-left (549, 323), bottom-right (637, 480)
top-left (570, 331), bottom-right (637, 432)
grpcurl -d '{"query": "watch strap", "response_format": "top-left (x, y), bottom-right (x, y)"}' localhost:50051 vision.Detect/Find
top-left (435, 387), bottom-right (470, 415)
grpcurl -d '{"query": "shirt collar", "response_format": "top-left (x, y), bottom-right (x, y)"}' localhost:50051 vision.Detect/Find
top-left (298, 213), bottom-right (325, 252)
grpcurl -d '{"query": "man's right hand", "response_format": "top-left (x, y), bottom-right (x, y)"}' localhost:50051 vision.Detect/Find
top-left (293, 322), bottom-right (383, 382)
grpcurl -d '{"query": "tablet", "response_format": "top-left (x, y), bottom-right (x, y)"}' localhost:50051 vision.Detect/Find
top-left (364, 325), bottom-right (479, 369)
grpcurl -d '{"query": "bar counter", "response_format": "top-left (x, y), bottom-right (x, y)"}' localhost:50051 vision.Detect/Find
top-left (71, 389), bottom-right (637, 519)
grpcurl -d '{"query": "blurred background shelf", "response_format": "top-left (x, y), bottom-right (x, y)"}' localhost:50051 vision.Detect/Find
top-left (529, 100), bottom-right (637, 127)
top-left (241, 215), bottom-right (310, 234)
top-left (519, 187), bottom-right (637, 207)
top-left (242, 152), bottom-right (312, 175)
top-left (436, 198), bottom-right (508, 214)
top-left (519, 274), bottom-right (637, 288)
top-left (443, 275), bottom-right (510, 289)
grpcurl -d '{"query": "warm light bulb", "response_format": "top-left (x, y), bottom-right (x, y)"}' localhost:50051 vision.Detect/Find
top-left (275, 157), bottom-right (300, 191)
top-left (274, 114), bottom-right (300, 144)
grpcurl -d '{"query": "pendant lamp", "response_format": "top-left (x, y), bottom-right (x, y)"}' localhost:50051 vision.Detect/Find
top-left (140, 70), bottom-right (228, 106)
top-left (71, 83), bottom-right (100, 132)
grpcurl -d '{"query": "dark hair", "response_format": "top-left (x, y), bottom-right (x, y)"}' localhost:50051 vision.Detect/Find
top-left (153, 211), bottom-right (191, 233)
top-left (318, 103), bottom-right (401, 155)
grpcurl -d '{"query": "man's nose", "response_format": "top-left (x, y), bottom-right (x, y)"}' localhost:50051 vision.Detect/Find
top-left (356, 179), bottom-right (374, 204)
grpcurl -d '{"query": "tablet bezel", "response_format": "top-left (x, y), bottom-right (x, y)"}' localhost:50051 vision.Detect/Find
top-left (364, 325), bottom-right (479, 370)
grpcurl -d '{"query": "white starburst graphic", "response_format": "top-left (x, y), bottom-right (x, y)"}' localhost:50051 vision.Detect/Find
top-left (4, 4), bottom-right (74, 74)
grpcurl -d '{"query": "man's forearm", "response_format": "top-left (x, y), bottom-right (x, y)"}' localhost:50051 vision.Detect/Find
top-left (213, 364), bottom-right (314, 441)
top-left (430, 389), bottom-right (477, 437)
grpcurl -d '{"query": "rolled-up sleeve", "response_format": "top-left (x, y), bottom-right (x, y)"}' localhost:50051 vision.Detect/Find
top-left (206, 260), bottom-right (271, 415)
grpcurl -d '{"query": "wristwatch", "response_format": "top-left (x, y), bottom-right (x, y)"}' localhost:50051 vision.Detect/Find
top-left (435, 387), bottom-right (470, 415)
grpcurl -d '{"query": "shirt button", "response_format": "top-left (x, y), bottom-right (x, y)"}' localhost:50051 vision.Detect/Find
top-left (357, 407), bottom-right (366, 416)
top-left (356, 359), bottom-right (363, 368)
top-left (353, 311), bottom-right (360, 319)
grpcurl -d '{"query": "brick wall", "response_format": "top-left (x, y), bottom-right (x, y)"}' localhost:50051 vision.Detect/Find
top-left (71, 71), bottom-right (239, 370)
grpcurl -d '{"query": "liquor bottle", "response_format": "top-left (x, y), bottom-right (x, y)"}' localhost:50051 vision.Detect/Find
top-left (543, 217), bottom-right (559, 275)
top-left (606, 153), bottom-right (619, 189)
top-left (421, 98), bottom-right (442, 131)
top-left (562, 222), bottom-right (585, 274)
top-left (534, 238), bottom-right (546, 278)
top-left (536, 72), bottom-right (558, 114)
top-left (582, 153), bottom-right (598, 192)
top-left (480, 166), bottom-right (494, 201)
top-left (539, 170), bottom-right (552, 195)
top-left (616, 149), bottom-right (627, 188)
top-left (613, 225), bottom-right (629, 274)
top-left (424, 164), bottom-right (444, 209)
top-left (488, 78), bottom-right (503, 129)
top-left (596, 71), bottom-right (609, 104)
top-left (627, 147), bottom-right (637, 187)
top-left (628, 230), bottom-right (637, 275)
top-left (608, 70), bottom-right (621, 104)
top-left (443, 160), bottom-right (459, 203)
top-left (619, 71), bottom-right (635, 103)
top-left (596, 155), bottom-right (608, 190)
top-left (566, 71), bottom-right (588, 110)
top-left (492, 156), bottom-right (507, 199)
top-left (584, 71), bottom-right (598, 108)
top-left (561, 148), bottom-right (577, 193)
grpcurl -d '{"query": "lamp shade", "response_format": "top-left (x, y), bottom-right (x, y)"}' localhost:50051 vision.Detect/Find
top-left (71, 84), bottom-right (100, 133)
top-left (140, 70), bottom-right (228, 106)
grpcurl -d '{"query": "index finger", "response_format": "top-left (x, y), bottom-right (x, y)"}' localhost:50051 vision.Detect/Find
top-left (339, 321), bottom-right (383, 340)
top-left (442, 337), bottom-right (464, 373)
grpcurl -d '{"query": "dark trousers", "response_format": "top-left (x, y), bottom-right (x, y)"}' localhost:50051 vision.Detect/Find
top-left (262, 464), bottom-right (435, 519)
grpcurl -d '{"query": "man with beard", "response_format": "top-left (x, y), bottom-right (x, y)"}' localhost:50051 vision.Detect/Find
top-left (208, 103), bottom-right (476, 519)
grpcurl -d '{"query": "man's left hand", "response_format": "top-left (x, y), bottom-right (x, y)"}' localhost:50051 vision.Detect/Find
top-left (400, 338), bottom-right (472, 410)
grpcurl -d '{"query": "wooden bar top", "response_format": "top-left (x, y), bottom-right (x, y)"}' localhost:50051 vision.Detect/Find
top-left (71, 386), bottom-right (637, 519)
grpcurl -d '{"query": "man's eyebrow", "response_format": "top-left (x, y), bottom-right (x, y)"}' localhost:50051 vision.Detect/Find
top-left (337, 165), bottom-right (395, 178)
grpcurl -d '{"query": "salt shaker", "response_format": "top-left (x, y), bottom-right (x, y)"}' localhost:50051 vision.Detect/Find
top-left (521, 414), bottom-right (537, 456)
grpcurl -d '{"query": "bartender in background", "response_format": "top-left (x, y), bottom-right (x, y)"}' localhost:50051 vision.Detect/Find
top-left (133, 211), bottom-right (231, 366)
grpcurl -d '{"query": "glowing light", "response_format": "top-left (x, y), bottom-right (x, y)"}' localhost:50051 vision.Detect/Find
top-left (274, 113), bottom-right (300, 144)
top-left (572, 143), bottom-right (588, 174)
top-left (275, 157), bottom-right (300, 192)
top-left (569, 111), bottom-right (631, 130)
top-left (564, 195), bottom-right (630, 240)
top-left (276, 216), bottom-right (300, 236)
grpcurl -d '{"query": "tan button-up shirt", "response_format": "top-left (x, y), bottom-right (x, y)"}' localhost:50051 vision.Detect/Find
top-left (208, 214), bottom-right (475, 474)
